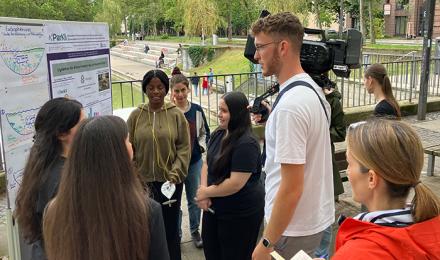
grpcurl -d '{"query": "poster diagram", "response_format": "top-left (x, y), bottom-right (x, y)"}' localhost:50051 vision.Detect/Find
top-left (0, 46), bottom-right (45, 75)
top-left (5, 107), bottom-right (38, 136)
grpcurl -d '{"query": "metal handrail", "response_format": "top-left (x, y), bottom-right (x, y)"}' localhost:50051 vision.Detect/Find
top-left (394, 51), bottom-right (418, 62)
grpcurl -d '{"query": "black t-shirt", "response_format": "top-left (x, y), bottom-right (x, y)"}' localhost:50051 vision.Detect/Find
top-left (207, 129), bottom-right (264, 218)
top-left (374, 100), bottom-right (398, 118)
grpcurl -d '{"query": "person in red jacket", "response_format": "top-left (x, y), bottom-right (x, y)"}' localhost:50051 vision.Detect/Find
top-left (202, 75), bottom-right (209, 96)
top-left (332, 119), bottom-right (440, 260)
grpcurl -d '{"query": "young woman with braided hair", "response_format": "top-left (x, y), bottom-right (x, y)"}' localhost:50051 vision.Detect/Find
top-left (127, 69), bottom-right (191, 260)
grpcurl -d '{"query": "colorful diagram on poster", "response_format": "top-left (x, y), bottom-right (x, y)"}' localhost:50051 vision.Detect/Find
top-left (0, 46), bottom-right (45, 75)
top-left (5, 107), bottom-right (38, 135)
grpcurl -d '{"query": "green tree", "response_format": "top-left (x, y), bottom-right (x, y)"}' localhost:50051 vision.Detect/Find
top-left (94, 0), bottom-right (123, 36)
top-left (183, 0), bottom-right (222, 43)
top-left (255, 0), bottom-right (310, 24)
top-left (0, 0), bottom-right (96, 21)
top-left (163, 0), bottom-right (185, 35)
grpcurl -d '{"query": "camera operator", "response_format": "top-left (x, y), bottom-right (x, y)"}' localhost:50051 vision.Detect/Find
top-left (250, 12), bottom-right (334, 260)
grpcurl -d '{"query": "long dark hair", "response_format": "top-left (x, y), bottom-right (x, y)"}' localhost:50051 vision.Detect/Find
top-left (365, 63), bottom-right (401, 117)
top-left (15, 97), bottom-right (83, 242)
top-left (210, 92), bottom-right (252, 184)
top-left (43, 116), bottom-right (150, 260)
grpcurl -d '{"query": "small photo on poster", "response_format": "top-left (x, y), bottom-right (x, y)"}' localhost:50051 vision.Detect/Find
top-left (98, 72), bottom-right (110, 91)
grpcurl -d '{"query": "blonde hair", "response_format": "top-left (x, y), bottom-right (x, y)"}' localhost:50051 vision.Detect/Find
top-left (347, 119), bottom-right (440, 223)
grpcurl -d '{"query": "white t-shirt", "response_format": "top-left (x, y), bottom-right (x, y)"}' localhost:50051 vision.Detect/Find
top-left (264, 73), bottom-right (335, 237)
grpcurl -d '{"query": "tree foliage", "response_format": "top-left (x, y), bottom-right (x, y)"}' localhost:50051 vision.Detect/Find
top-left (94, 0), bottom-right (123, 36)
top-left (183, 0), bottom-right (223, 37)
top-left (0, 0), bottom-right (96, 21)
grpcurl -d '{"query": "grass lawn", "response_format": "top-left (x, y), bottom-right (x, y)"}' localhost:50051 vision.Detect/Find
top-left (364, 43), bottom-right (422, 51)
top-left (111, 76), bottom-right (144, 109)
top-left (188, 48), bottom-right (253, 89)
top-left (189, 49), bottom-right (251, 75)
top-left (143, 35), bottom-right (246, 46)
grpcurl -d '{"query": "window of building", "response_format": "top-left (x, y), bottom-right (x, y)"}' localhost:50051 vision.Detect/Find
top-left (395, 16), bottom-right (407, 36)
top-left (396, 0), bottom-right (409, 10)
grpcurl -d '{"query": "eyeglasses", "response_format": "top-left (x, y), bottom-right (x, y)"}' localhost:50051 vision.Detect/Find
top-left (255, 41), bottom-right (281, 52)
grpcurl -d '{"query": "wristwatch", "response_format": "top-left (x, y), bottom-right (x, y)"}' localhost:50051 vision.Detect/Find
top-left (262, 237), bottom-right (273, 248)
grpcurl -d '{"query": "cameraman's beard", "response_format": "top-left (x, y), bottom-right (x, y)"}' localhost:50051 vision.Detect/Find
top-left (262, 51), bottom-right (281, 77)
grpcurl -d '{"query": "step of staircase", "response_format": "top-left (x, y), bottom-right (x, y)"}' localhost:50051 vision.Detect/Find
top-left (112, 41), bottom-right (180, 67)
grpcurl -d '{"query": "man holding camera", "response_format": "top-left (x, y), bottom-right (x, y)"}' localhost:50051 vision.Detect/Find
top-left (251, 12), bottom-right (334, 260)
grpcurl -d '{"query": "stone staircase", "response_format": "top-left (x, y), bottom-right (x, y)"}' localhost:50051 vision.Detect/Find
top-left (111, 41), bottom-right (180, 68)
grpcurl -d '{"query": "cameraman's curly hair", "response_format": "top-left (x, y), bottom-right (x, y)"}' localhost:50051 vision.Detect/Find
top-left (251, 12), bottom-right (304, 51)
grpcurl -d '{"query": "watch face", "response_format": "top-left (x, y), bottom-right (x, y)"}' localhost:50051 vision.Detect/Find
top-left (262, 238), bottom-right (270, 248)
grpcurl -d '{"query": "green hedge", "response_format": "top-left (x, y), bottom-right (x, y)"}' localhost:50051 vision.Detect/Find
top-left (188, 46), bottom-right (216, 67)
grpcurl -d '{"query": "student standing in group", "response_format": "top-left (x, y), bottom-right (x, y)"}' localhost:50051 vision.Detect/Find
top-left (170, 73), bottom-right (210, 248)
top-left (127, 69), bottom-right (191, 260)
top-left (363, 63), bottom-right (401, 118)
top-left (191, 72), bottom-right (200, 97)
top-left (196, 91), bottom-right (264, 260)
top-left (332, 119), bottom-right (440, 259)
top-left (15, 97), bottom-right (85, 260)
top-left (251, 12), bottom-right (334, 259)
top-left (208, 68), bottom-right (214, 94)
top-left (43, 116), bottom-right (169, 260)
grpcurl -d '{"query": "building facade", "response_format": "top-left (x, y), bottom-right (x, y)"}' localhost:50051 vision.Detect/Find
top-left (384, 0), bottom-right (440, 38)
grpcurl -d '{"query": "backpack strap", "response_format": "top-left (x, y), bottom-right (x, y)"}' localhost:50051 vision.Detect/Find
top-left (272, 80), bottom-right (329, 121)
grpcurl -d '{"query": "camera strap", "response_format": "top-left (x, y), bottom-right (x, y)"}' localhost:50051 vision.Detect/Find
top-left (272, 80), bottom-right (329, 121)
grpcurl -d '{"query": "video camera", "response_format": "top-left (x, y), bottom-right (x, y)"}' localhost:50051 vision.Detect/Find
top-left (246, 10), bottom-right (362, 118)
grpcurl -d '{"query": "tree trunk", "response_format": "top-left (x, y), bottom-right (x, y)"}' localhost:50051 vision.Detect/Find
top-left (124, 16), bottom-right (128, 35)
top-left (368, 0), bottom-right (376, 44)
top-left (359, 0), bottom-right (365, 40)
top-left (339, 0), bottom-right (344, 37)
top-left (315, 0), bottom-right (322, 29)
top-left (227, 6), bottom-right (232, 40)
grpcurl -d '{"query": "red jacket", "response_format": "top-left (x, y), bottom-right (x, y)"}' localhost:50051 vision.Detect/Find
top-left (332, 216), bottom-right (440, 260)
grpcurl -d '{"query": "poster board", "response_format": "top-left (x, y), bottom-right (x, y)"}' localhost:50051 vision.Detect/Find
top-left (45, 22), bottom-right (112, 117)
top-left (0, 17), bottom-right (111, 259)
top-left (0, 18), bottom-right (111, 210)
top-left (0, 20), bottom-right (49, 210)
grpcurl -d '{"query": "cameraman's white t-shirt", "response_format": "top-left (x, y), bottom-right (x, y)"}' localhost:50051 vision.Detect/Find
top-left (264, 73), bottom-right (335, 237)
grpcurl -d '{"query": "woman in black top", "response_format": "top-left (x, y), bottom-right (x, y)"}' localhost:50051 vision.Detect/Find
top-left (43, 116), bottom-right (169, 260)
top-left (196, 91), bottom-right (264, 260)
top-left (15, 98), bottom-right (85, 260)
top-left (363, 63), bottom-right (401, 118)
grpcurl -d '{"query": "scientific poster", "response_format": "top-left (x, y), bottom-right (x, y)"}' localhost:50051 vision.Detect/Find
top-left (46, 22), bottom-right (112, 117)
top-left (0, 21), bottom-right (49, 209)
top-left (0, 19), bottom-right (111, 211)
